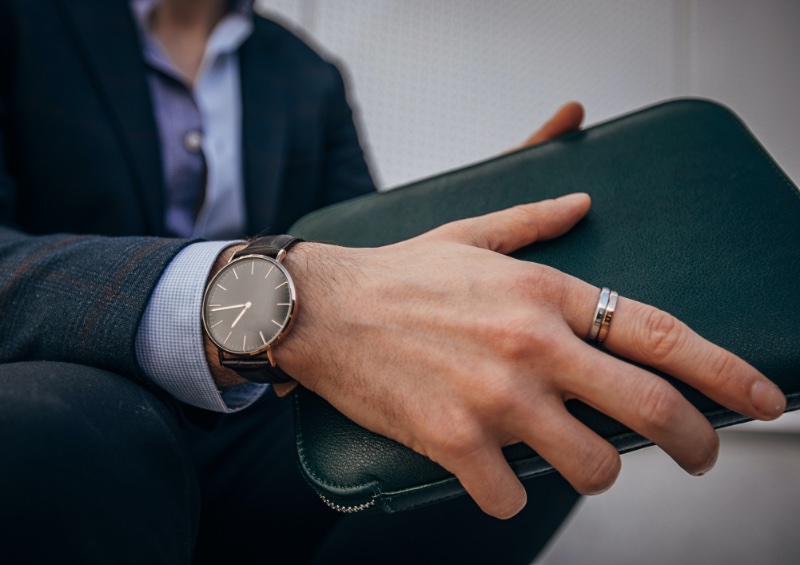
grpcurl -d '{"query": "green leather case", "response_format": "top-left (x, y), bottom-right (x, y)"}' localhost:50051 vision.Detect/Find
top-left (288, 99), bottom-right (800, 513)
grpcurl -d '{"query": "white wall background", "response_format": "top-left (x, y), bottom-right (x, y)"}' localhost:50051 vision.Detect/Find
top-left (255, 2), bottom-right (800, 563)
top-left (257, 0), bottom-right (799, 189)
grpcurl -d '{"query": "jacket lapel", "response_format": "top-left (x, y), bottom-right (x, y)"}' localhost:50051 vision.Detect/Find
top-left (56, 0), bottom-right (166, 235)
top-left (239, 25), bottom-right (289, 235)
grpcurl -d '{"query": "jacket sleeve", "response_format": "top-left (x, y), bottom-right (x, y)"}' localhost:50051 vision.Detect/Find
top-left (0, 0), bottom-right (191, 381)
top-left (0, 227), bottom-right (190, 381)
top-left (0, 70), bottom-right (188, 381)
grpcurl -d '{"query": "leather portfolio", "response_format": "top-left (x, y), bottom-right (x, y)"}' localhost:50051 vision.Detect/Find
top-left (287, 99), bottom-right (800, 513)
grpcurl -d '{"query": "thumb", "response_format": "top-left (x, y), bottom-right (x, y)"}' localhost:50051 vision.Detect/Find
top-left (431, 193), bottom-right (591, 254)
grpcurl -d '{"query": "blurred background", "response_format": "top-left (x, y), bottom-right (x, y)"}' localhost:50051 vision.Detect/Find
top-left (257, 0), bottom-right (798, 188)
top-left (259, 1), bottom-right (799, 563)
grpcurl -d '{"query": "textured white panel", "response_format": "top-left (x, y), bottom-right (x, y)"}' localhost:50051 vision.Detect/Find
top-left (689, 0), bottom-right (800, 183)
top-left (539, 430), bottom-right (800, 564)
top-left (311, 0), bottom-right (681, 188)
top-left (256, 1), bottom-right (799, 187)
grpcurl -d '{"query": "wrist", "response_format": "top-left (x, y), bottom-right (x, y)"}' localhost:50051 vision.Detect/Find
top-left (270, 241), bottom-right (319, 383)
top-left (271, 241), bottom-right (365, 392)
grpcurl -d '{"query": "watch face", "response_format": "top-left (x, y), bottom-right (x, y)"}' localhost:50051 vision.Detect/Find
top-left (202, 255), bottom-right (297, 354)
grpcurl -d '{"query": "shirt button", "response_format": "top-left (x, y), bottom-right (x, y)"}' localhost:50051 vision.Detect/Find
top-left (184, 130), bottom-right (203, 153)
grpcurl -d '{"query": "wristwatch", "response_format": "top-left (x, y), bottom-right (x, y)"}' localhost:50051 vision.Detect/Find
top-left (202, 235), bottom-right (304, 394)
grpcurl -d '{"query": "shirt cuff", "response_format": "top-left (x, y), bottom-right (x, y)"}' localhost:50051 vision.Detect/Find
top-left (135, 241), bottom-right (268, 412)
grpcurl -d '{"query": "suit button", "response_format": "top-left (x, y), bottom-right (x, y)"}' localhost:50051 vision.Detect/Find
top-left (184, 130), bottom-right (203, 153)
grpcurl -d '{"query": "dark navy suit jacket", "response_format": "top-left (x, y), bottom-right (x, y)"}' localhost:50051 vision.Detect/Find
top-left (0, 0), bottom-right (375, 380)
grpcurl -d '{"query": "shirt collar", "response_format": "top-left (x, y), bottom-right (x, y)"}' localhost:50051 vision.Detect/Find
top-left (130, 0), bottom-right (254, 55)
top-left (130, 0), bottom-right (255, 81)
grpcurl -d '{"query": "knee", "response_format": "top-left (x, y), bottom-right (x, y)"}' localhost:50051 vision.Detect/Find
top-left (0, 362), bottom-right (197, 526)
top-left (0, 361), bottom-right (184, 468)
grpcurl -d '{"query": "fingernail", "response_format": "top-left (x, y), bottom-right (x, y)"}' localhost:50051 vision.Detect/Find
top-left (556, 192), bottom-right (589, 203)
top-left (751, 380), bottom-right (786, 419)
top-left (694, 448), bottom-right (718, 477)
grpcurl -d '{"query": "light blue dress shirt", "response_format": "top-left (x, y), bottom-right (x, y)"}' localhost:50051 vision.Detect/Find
top-left (132, 0), bottom-right (268, 412)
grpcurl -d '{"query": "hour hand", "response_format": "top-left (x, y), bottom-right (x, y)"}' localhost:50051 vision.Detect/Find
top-left (210, 304), bottom-right (247, 312)
top-left (231, 302), bottom-right (252, 328)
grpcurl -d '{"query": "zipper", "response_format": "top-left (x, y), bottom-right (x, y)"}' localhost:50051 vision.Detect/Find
top-left (318, 493), bottom-right (376, 513)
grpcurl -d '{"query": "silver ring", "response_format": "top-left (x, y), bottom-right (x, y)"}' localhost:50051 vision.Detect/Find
top-left (587, 288), bottom-right (610, 342)
top-left (596, 290), bottom-right (618, 346)
top-left (587, 287), bottom-right (618, 345)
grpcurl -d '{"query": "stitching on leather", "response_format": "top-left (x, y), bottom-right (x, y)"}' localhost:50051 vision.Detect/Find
top-left (380, 476), bottom-right (467, 512)
top-left (384, 488), bottom-right (466, 512)
top-left (295, 392), bottom-right (381, 494)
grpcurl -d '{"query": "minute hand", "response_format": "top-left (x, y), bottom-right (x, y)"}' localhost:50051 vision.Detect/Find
top-left (210, 304), bottom-right (247, 312)
top-left (231, 302), bottom-right (252, 328)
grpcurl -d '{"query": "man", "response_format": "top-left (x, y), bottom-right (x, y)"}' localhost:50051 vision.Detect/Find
top-left (0, 1), bottom-right (786, 563)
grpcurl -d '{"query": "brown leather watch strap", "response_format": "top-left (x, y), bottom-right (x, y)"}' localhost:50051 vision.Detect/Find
top-left (220, 355), bottom-right (293, 383)
top-left (232, 235), bottom-right (303, 261)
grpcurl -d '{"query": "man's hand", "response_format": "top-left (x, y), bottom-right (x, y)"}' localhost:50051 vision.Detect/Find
top-left (275, 193), bottom-right (786, 520)
top-left (206, 102), bottom-right (585, 388)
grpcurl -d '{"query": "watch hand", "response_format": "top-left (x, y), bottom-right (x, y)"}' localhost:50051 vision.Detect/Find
top-left (230, 302), bottom-right (252, 328)
top-left (211, 304), bottom-right (247, 312)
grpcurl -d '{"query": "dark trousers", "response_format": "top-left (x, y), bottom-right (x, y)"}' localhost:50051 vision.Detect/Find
top-left (0, 362), bottom-right (580, 564)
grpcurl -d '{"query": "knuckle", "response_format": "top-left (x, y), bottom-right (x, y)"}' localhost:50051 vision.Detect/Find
top-left (446, 222), bottom-right (474, 244)
top-left (551, 273), bottom-right (576, 312)
top-left (541, 271), bottom-right (568, 308)
top-left (638, 380), bottom-right (681, 432)
top-left (491, 315), bottom-right (562, 365)
top-left (490, 317), bottom-right (532, 363)
top-left (525, 264), bottom-right (564, 298)
top-left (466, 370), bottom-right (517, 417)
top-left (704, 350), bottom-right (739, 390)
top-left (575, 445), bottom-right (621, 495)
top-left (433, 219), bottom-right (480, 246)
top-left (640, 308), bottom-right (684, 362)
top-left (504, 265), bottom-right (572, 319)
top-left (507, 203), bottom-right (541, 230)
top-left (427, 414), bottom-right (483, 463)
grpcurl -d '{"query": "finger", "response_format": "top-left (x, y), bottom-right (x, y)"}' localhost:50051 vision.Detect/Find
top-left (509, 400), bottom-right (621, 495)
top-left (565, 343), bottom-right (720, 475)
top-left (522, 101), bottom-right (585, 147)
top-left (558, 281), bottom-right (786, 422)
top-left (443, 443), bottom-right (528, 519)
top-left (603, 299), bottom-right (786, 421)
top-left (431, 193), bottom-right (591, 254)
